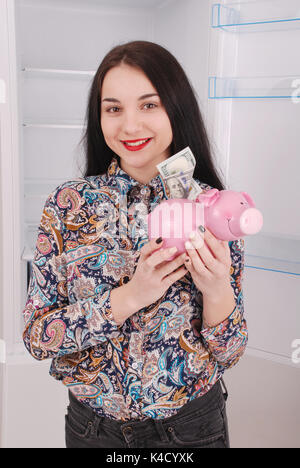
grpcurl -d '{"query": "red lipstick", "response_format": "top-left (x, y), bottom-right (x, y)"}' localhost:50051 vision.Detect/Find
top-left (121, 138), bottom-right (152, 151)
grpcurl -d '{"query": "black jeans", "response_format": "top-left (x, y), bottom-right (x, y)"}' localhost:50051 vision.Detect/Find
top-left (65, 378), bottom-right (230, 448)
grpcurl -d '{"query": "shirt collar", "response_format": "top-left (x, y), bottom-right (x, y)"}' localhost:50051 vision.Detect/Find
top-left (107, 155), bottom-right (170, 200)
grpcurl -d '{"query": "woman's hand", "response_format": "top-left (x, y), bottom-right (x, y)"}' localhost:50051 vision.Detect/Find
top-left (184, 227), bottom-right (233, 301)
top-left (128, 238), bottom-right (188, 310)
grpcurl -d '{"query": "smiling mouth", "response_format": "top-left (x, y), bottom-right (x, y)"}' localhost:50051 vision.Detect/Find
top-left (121, 138), bottom-right (153, 151)
top-left (122, 138), bottom-right (152, 146)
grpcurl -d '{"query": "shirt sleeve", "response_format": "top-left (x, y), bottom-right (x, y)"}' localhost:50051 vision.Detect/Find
top-left (22, 191), bottom-right (122, 361)
top-left (200, 238), bottom-right (248, 369)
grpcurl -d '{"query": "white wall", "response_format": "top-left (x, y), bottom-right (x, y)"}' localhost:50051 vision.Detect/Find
top-left (3, 359), bottom-right (68, 448)
top-left (226, 354), bottom-right (300, 448)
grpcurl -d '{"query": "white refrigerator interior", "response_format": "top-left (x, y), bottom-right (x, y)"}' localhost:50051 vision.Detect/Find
top-left (0, 0), bottom-right (299, 448)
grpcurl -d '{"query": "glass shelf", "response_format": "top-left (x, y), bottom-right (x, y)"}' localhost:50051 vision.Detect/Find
top-left (21, 223), bottom-right (300, 277)
top-left (22, 67), bottom-right (96, 79)
top-left (212, 1), bottom-right (300, 33)
top-left (23, 120), bottom-right (86, 129)
top-left (244, 233), bottom-right (300, 277)
top-left (208, 75), bottom-right (300, 99)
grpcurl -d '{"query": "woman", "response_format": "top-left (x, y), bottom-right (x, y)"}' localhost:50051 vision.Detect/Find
top-left (22, 41), bottom-right (247, 448)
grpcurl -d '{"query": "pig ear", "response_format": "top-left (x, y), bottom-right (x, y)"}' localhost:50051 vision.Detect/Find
top-left (196, 188), bottom-right (220, 207)
top-left (241, 191), bottom-right (255, 207)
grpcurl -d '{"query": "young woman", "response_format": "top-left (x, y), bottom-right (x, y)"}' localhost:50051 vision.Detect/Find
top-left (22, 41), bottom-right (247, 449)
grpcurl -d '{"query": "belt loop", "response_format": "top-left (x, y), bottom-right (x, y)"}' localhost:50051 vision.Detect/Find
top-left (154, 420), bottom-right (169, 443)
top-left (90, 414), bottom-right (101, 438)
top-left (220, 377), bottom-right (228, 401)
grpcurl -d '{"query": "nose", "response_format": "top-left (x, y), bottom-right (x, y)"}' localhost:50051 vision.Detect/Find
top-left (122, 110), bottom-right (143, 135)
top-left (239, 208), bottom-right (263, 235)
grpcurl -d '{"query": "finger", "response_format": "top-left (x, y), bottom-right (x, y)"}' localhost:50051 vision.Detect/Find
top-left (202, 230), bottom-right (232, 269)
top-left (159, 252), bottom-right (187, 278)
top-left (185, 240), bottom-right (209, 275)
top-left (183, 255), bottom-right (196, 274)
top-left (222, 240), bottom-right (232, 268)
top-left (190, 240), bottom-right (217, 273)
top-left (188, 230), bottom-right (225, 273)
top-left (139, 237), bottom-right (164, 260)
top-left (162, 265), bottom-right (188, 287)
top-left (194, 228), bottom-right (226, 263)
top-left (222, 239), bottom-right (231, 254)
top-left (147, 246), bottom-right (179, 269)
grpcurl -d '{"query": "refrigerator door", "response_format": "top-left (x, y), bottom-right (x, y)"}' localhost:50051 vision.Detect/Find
top-left (208, 0), bottom-right (300, 363)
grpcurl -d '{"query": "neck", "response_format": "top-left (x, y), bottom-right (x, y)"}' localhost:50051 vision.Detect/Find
top-left (119, 158), bottom-right (164, 185)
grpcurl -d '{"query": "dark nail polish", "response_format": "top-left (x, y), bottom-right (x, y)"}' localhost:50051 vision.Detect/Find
top-left (156, 237), bottom-right (163, 244)
top-left (198, 225), bottom-right (206, 233)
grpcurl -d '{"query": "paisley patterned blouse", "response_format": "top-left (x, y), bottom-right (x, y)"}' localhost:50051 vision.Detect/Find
top-left (22, 156), bottom-right (248, 421)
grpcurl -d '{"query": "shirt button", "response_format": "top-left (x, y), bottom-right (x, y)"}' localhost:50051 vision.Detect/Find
top-left (141, 186), bottom-right (150, 196)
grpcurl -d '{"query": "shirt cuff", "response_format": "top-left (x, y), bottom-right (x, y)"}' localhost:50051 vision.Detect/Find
top-left (200, 293), bottom-right (244, 340)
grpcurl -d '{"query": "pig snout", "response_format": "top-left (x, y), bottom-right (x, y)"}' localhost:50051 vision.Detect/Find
top-left (230, 207), bottom-right (263, 236)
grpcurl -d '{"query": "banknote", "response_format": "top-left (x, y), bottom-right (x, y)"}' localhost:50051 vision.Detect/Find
top-left (187, 178), bottom-right (203, 200)
top-left (156, 147), bottom-right (196, 198)
top-left (163, 168), bottom-right (194, 198)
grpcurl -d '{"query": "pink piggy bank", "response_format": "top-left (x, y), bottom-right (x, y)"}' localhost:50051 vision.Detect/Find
top-left (147, 189), bottom-right (263, 260)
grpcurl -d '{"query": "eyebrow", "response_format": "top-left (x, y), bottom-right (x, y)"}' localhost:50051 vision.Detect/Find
top-left (101, 93), bottom-right (159, 103)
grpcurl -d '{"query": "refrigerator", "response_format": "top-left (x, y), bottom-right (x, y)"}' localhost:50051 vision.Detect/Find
top-left (0, 0), bottom-right (299, 448)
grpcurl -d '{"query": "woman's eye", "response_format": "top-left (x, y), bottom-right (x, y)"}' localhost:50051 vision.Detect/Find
top-left (144, 103), bottom-right (157, 109)
top-left (107, 106), bottom-right (120, 113)
top-left (105, 103), bottom-right (157, 113)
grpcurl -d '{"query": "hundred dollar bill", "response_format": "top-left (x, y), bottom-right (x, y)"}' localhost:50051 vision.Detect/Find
top-left (187, 178), bottom-right (203, 200)
top-left (156, 147), bottom-right (196, 198)
top-left (163, 168), bottom-right (194, 198)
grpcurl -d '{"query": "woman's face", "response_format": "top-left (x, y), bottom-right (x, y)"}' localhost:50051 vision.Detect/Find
top-left (100, 63), bottom-right (173, 184)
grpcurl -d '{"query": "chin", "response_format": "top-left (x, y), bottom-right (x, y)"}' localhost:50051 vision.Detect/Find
top-left (121, 153), bottom-right (152, 164)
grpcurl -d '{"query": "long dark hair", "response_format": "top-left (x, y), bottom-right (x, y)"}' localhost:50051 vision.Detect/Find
top-left (81, 40), bottom-right (225, 191)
